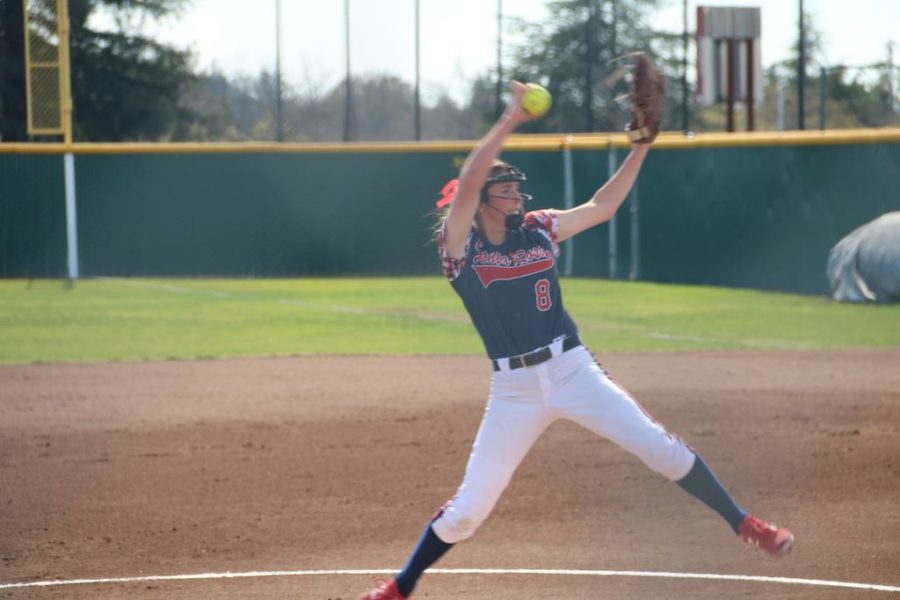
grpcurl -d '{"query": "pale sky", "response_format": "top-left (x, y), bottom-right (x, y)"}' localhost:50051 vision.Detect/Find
top-left (93, 0), bottom-right (899, 104)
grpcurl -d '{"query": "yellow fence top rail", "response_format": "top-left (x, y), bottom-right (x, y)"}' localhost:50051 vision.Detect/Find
top-left (2, 128), bottom-right (899, 154)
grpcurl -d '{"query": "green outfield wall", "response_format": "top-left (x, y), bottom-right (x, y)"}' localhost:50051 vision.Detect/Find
top-left (1, 130), bottom-right (898, 294)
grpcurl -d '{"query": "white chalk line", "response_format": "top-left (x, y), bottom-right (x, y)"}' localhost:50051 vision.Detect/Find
top-left (105, 278), bottom-right (807, 347)
top-left (2, 568), bottom-right (898, 592)
top-left (649, 331), bottom-right (812, 350)
top-left (102, 277), bottom-right (467, 323)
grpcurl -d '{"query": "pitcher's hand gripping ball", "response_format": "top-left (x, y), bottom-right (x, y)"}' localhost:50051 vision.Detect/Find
top-left (625, 53), bottom-right (666, 143)
top-left (522, 83), bottom-right (552, 117)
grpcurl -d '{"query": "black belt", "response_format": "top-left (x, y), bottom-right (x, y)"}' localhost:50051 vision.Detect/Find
top-left (492, 335), bottom-right (582, 372)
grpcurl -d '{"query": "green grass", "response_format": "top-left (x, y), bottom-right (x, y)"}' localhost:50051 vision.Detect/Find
top-left (0, 277), bottom-right (898, 364)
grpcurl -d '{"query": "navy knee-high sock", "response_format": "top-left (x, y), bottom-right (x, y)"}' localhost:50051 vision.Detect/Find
top-left (394, 524), bottom-right (453, 597)
top-left (676, 454), bottom-right (747, 533)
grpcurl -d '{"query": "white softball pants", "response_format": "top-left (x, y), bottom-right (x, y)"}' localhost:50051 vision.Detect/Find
top-left (431, 345), bottom-right (696, 544)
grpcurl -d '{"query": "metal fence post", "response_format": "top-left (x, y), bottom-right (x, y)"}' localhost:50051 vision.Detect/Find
top-left (563, 137), bottom-right (575, 276)
top-left (607, 143), bottom-right (617, 279)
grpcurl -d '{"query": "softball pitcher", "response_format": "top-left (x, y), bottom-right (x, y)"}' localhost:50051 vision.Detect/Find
top-left (359, 81), bottom-right (793, 600)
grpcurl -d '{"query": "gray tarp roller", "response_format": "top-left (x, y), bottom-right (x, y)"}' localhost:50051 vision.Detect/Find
top-left (827, 211), bottom-right (900, 303)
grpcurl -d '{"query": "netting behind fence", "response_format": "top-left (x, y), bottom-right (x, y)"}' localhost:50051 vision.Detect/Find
top-left (23, 0), bottom-right (64, 135)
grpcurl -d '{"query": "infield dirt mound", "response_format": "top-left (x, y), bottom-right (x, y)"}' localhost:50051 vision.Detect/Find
top-left (2, 349), bottom-right (899, 599)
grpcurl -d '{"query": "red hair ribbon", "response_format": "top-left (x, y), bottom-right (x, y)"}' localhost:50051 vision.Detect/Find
top-left (435, 178), bottom-right (459, 209)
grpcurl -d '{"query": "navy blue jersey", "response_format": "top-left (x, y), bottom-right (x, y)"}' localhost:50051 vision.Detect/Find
top-left (439, 210), bottom-right (579, 359)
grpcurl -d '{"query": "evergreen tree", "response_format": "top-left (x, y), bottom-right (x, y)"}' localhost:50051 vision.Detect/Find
top-left (0, 0), bottom-right (28, 141)
top-left (498, 0), bottom-right (677, 134)
top-left (0, 0), bottom-right (196, 141)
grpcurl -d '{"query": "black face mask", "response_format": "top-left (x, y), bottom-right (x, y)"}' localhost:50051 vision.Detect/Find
top-left (504, 211), bottom-right (525, 230)
top-left (485, 202), bottom-right (525, 231)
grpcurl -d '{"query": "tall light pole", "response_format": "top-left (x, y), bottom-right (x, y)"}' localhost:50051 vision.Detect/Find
top-left (585, 0), bottom-right (595, 131)
top-left (889, 41), bottom-right (897, 116)
top-left (798, 0), bottom-right (806, 130)
top-left (495, 0), bottom-right (503, 120)
top-left (414, 0), bottom-right (421, 140)
top-left (275, 0), bottom-right (283, 141)
top-left (682, 0), bottom-right (689, 132)
top-left (343, 0), bottom-right (353, 141)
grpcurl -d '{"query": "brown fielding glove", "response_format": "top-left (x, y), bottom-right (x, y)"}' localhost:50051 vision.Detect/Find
top-left (625, 53), bottom-right (666, 144)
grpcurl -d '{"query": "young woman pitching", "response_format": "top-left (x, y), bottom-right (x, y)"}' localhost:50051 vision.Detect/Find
top-left (359, 81), bottom-right (793, 600)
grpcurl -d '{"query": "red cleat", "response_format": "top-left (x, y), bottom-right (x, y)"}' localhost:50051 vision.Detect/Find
top-left (358, 578), bottom-right (407, 600)
top-left (738, 515), bottom-right (794, 557)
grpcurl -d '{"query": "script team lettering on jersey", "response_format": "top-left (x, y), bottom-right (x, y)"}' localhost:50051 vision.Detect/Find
top-left (438, 209), bottom-right (579, 360)
top-left (470, 242), bottom-right (555, 287)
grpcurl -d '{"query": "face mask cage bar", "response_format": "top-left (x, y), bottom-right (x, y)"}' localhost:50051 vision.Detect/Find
top-left (482, 166), bottom-right (529, 203)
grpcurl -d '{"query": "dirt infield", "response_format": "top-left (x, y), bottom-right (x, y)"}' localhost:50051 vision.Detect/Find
top-left (2, 349), bottom-right (899, 599)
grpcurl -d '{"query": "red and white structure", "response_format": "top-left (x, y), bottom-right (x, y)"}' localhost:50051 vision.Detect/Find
top-left (696, 6), bottom-right (763, 131)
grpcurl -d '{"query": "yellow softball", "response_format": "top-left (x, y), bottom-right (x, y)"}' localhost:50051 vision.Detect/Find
top-left (522, 83), bottom-right (552, 117)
